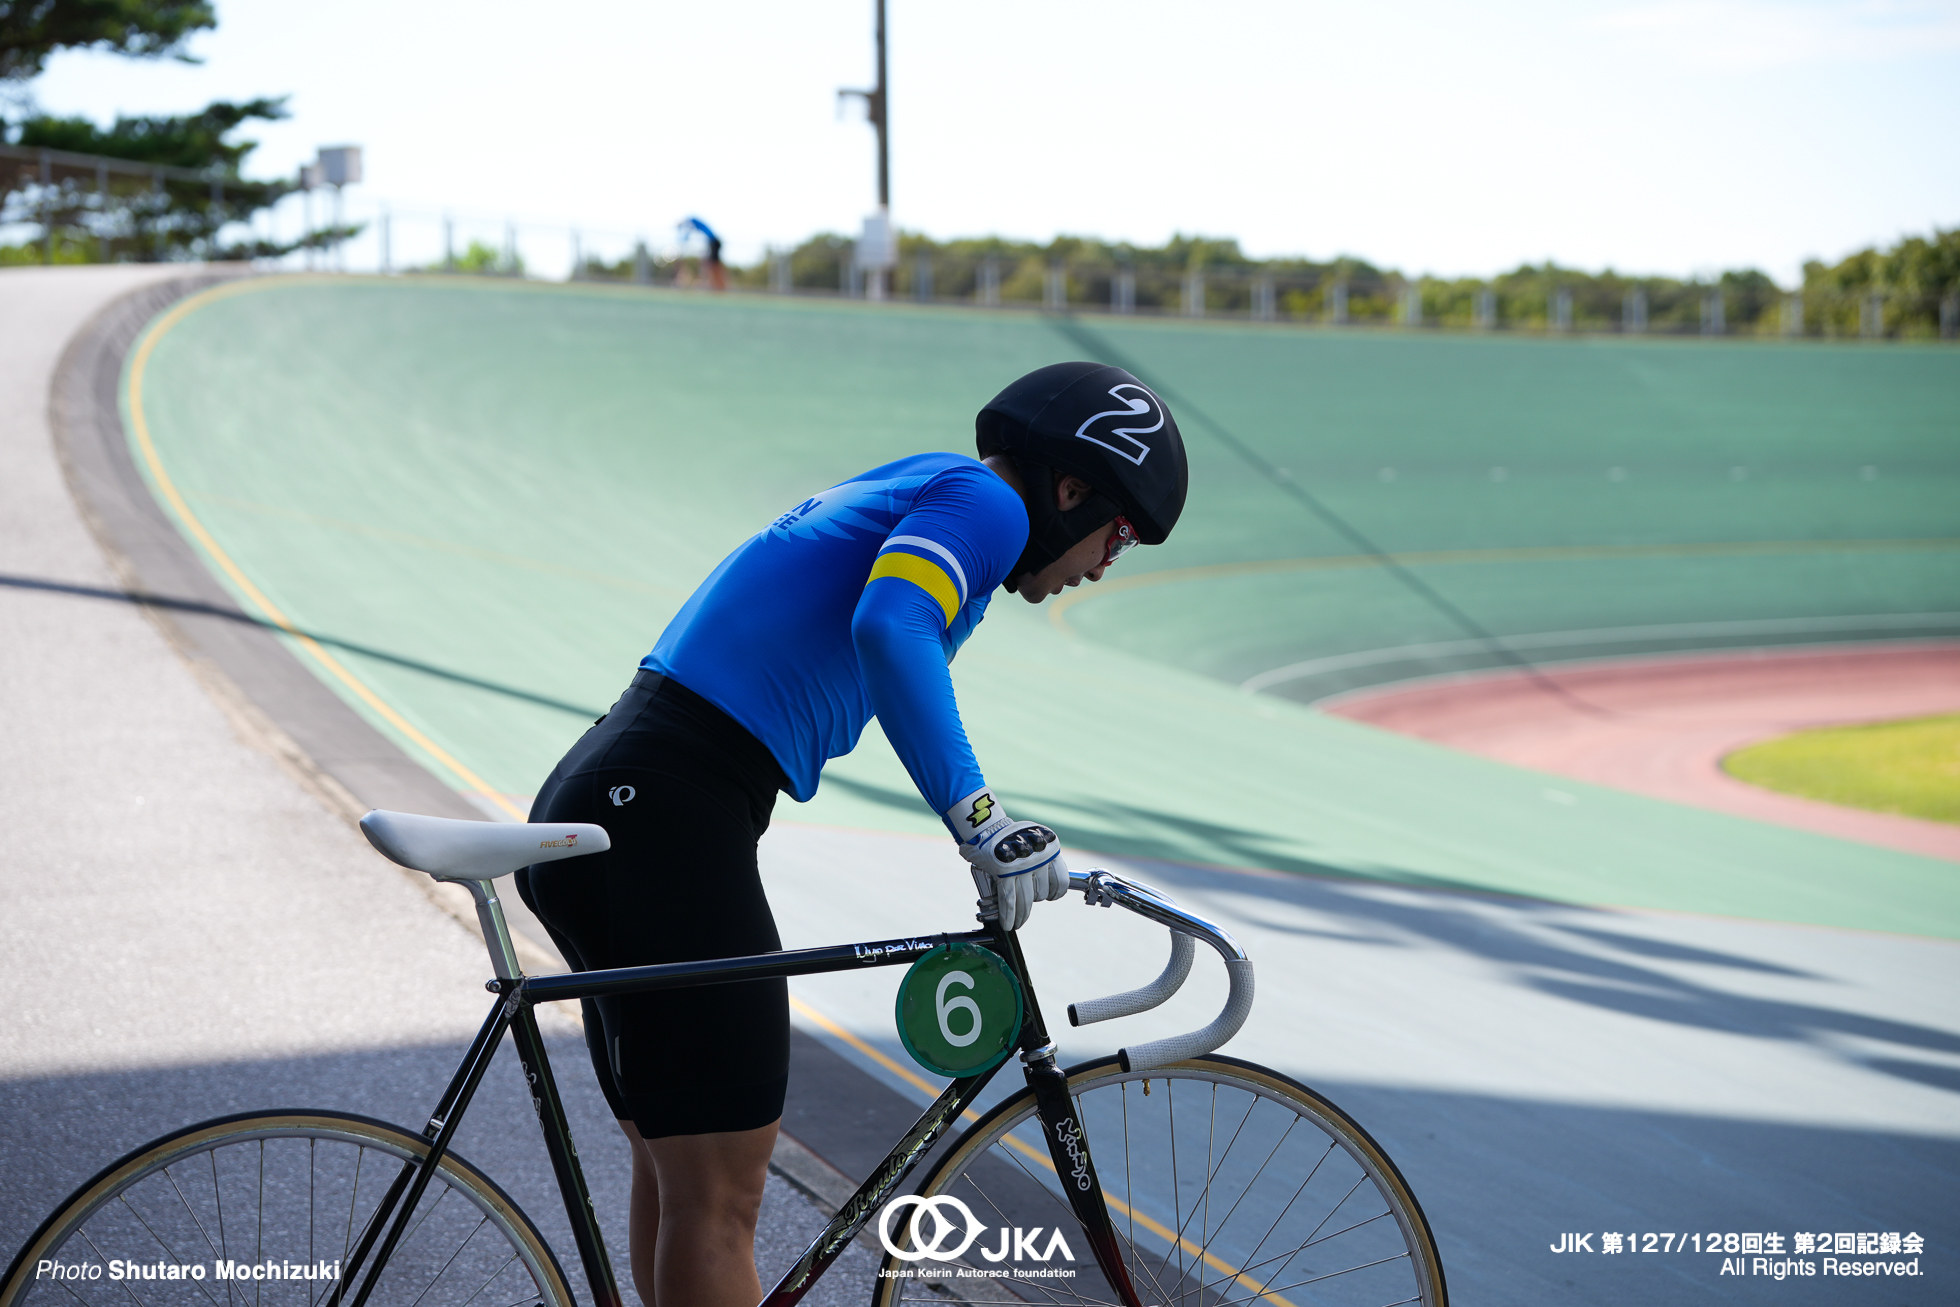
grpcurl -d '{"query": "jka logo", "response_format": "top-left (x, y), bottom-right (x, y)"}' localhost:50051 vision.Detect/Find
top-left (964, 794), bottom-right (995, 828)
top-left (877, 1195), bottom-right (1075, 1265)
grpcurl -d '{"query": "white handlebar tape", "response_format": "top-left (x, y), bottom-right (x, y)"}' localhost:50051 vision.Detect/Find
top-left (1068, 931), bottom-right (1195, 1027)
top-left (1118, 958), bottom-right (1256, 1073)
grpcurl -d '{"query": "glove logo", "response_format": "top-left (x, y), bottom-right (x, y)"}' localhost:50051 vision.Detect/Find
top-left (965, 794), bottom-right (995, 828)
top-left (1073, 383), bottom-right (1165, 467)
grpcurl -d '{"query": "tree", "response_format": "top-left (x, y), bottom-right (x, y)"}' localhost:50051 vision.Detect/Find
top-left (0, 0), bottom-right (215, 82)
top-left (21, 94), bottom-right (280, 169)
top-left (1803, 229), bottom-right (1959, 337)
top-left (5, 97), bottom-right (317, 260)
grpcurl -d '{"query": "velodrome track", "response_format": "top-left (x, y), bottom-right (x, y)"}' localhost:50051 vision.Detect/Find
top-left (5, 268), bottom-right (1958, 1304)
top-left (0, 268), bottom-right (881, 1307)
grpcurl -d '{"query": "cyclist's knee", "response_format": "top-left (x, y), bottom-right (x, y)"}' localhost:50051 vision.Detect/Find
top-left (644, 1120), bottom-right (777, 1216)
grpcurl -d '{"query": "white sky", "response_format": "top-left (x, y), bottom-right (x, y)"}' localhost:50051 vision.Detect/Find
top-left (21, 0), bottom-right (1960, 282)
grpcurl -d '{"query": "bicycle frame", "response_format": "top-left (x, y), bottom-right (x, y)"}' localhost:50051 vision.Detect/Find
top-left (330, 920), bottom-right (1147, 1307)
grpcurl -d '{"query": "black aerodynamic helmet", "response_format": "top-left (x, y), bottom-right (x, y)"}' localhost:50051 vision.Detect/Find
top-left (976, 361), bottom-right (1188, 589)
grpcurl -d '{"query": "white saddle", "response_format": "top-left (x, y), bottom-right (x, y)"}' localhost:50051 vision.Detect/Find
top-left (360, 809), bottom-right (610, 883)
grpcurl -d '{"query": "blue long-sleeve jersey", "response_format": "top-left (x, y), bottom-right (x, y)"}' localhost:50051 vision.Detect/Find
top-left (641, 454), bottom-right (1028, 830)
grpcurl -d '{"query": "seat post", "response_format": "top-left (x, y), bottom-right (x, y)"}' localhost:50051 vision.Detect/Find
top-left (452, 878), bottom-right (525, 980)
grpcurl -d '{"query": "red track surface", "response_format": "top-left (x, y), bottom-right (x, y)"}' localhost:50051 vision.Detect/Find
top-left (1324, 642), bottom-right (1960, 862)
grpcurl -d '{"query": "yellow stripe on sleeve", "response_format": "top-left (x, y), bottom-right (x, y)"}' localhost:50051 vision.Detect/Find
top-left (866, 551), bottom-right (960, 626)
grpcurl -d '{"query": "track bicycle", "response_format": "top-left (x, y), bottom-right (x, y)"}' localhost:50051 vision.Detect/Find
top-left (5, 810), bottom-right (1447, 1307)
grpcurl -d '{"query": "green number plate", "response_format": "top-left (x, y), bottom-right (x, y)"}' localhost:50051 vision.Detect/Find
top-left (894, 943), bottom-right (1025, 1078)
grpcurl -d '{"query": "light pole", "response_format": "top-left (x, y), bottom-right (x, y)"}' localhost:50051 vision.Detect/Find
top-left (837, 0), bottom-right (889, 211)
top-left (838, 0), bottom-right (893, 297)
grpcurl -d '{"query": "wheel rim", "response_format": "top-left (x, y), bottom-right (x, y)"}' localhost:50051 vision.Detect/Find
top-left (885, 1061), bottom-right (1441, 1306)
top-left (11, 1117), bottom-right (562, 1307)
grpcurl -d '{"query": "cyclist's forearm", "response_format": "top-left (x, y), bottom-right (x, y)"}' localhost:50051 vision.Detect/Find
top-left (851, 587), bottom-right (987, 828)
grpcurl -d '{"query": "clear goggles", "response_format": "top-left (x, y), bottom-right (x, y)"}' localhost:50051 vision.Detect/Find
top-left (1100, 516), bottom-right (1142, 569)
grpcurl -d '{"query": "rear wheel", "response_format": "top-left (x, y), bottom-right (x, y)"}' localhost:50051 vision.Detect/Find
top-left (2, 1110), bottom-right (573, 1307)
top-left (872, 1055), bottom-right (1446, 1306)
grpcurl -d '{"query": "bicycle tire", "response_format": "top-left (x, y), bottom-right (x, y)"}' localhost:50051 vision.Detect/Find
top-left (2, 1109), bottom-right (574, 1307)
top-left (872, 1054), bottom-right (1446, 1307)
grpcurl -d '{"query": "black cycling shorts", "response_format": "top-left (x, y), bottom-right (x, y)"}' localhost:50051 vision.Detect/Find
top-left (515, 669), bottom-right (791, 1138)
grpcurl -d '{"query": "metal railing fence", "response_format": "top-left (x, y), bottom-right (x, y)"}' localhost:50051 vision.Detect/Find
top-left (5, 146), bottom-right (1953, 341)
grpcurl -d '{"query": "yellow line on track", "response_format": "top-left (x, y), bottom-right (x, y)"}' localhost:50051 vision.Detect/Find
top-left (186, 491), bottom-right (686, 600)
top-left (788, 993), bottom-right (1292, 1303)
top-left (1050, 535), bottom-right (1960, 633)
top-left (125, 278), bottom-right (525, 818)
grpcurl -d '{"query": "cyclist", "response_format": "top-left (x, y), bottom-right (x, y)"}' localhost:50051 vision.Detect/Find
top-left (516, 360), bottom-right (1186, 1307)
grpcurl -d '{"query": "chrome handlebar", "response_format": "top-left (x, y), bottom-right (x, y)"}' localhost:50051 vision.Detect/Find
top-left (1064, 868), bottom-right (1255, 1072)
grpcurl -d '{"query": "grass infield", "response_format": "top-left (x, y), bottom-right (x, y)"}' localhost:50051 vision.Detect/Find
top-left (1725, 713), bottom-right (1960, 826)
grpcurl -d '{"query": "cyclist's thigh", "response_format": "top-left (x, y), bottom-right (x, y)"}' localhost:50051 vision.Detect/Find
top-left (526, 762), bottom-right (787, 1137)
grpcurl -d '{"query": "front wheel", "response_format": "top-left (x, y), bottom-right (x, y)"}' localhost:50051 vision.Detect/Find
top-left (873, 1054), bottom-right (1445, 1306)
top-left (2, 1110), bottom-right (574, 1307)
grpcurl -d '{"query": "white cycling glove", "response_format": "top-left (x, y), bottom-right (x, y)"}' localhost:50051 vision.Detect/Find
top-left (945, 787), bottom-right (1070, 931)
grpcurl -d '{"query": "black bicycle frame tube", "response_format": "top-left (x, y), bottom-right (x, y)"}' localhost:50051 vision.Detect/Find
top-left (318, 991), bottom-right (514, 1307)
top-left (506, 1004), bottom-right (624, 1307)
top-left (521, 930), bottom-right (993, 1005)
top-left (337, 990), bottom-right (521, 1307)
top-left (760, 1067), bottom-right (1001, 1306)
top-left (426, 990), bottom-right (519, 1138)
top-left (996, 928), bottom-right (1145, 1307)
top-left (339, 924), bottom-right (1085, 1307)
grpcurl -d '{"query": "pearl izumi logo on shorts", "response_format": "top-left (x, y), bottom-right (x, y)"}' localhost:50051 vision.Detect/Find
top-left (876, 1194), bottom-right (1075, 1270)
top-left (1073, 383), bottom-right (1165, 466)
top-left (964, 794), bottom-right (995, 828)
top-left (608, 785), bottom-right (636, 806)
top-left (537, 833), bottom-right (581, 849)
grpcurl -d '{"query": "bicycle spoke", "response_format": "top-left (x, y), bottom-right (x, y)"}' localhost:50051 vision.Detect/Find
top-left (958, 1163), bottom-right (1137, 1307)
top-left (161, 1164), bottom-right (226, 1265)
top-left (1186, 1106), bottom-right (1297, 1290)
top-left (1154, 1086), bottom-right (1261, 1304)
top-left (1165, 1077), bottom-right (1183, 1296)
top-left (956, 1161), bottom-right (1098, 1304)
top-left (1119, 1082), bottom-right (1135, 1273)
top-left (209, 1150), bottom-right (233, 1307)
top-left (1201, 1082), bottom-right (1216, 1304)
top-left (453, 1248), bottom-right (530, 1307)
top-left (892, 1063), bottom-right (1442, 1307)
top-left (1157, 1094), bottom-right (1317, 1307)
top-left (992, 1136), bottom-right (1082, 1225)
top-left (1299, 1173), bottom-right (1369, 1249)
top-left (307, 1140), bottom-right (316, 1307)
top-left (392, 1182), bottom-right (456, 1263)
top-left (76, 1227), bottom-right (145, 1307)
top-left (113, 1193), bottom-right (225, 1307)
top-left (1302, 1208), bottom-right (1396, 1253)
top-left (1204, 1251), bottom-right (1412, 1307)
top-left (404, 1215), bottom-right (493, 1307)
top-left (1007, 1140), bottom-right (1161, 1304)
top-left (1189, 1214), bottom-right (1410, 1307)
top-left (14, 1120), bottom-right (566, 1307)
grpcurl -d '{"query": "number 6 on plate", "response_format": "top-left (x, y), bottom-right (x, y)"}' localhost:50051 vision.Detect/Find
top-left (895, 943), bottom-right (1025, 1077)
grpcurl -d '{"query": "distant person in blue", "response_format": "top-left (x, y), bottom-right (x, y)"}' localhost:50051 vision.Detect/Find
top-left (679, 214), bottom-right (728, 291)
top-left (518, 362), bottom-right (1187, 1306)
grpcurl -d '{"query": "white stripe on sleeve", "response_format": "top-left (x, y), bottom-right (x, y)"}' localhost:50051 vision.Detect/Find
top-left (881, 535), bottom-right (969, 605)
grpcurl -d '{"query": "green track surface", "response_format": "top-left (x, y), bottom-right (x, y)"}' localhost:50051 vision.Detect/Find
top-left (125, 276), bottom-right (1960, 937)
top-left (1726, 713), bottom-right (1960, 825)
